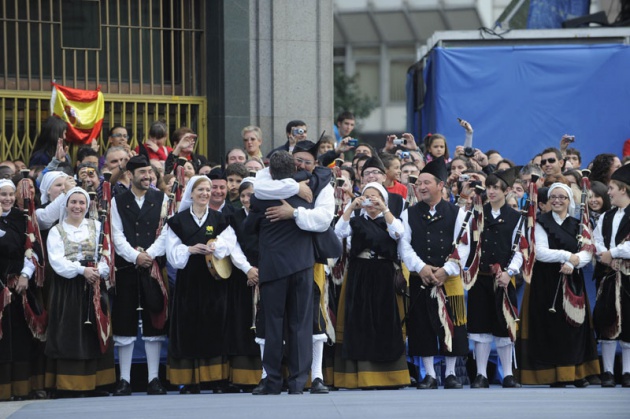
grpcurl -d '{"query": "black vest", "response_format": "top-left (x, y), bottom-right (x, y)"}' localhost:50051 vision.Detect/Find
top-left (114, 189), bottom-right (164, 266)
top-left (537, 211), bottom-right (579, 252)
top-left (594, 206), bottom-right (630, 279)
top-left (479, 203), bottom-right (521, 272)
top-left (408, 200), bottom-right (459, 267)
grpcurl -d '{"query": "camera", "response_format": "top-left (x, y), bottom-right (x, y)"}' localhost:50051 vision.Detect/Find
top-left (464, 147), bottom-right (475, 158)
top-left (392, 138), bottom-right (407, 146)
top-left (292, 127), bottom-right (305, 136)
top-left (347, 139), bottom-right (359, 147)
top-left (459, 174), bottom-right (470, 182)
top-left (408, 174), bottom-right (418, 185)
top-left (565, 135), bottom-right (575, 143)
top-left (400, 151), bottom-right (410, 159)
top-left (470, 180), bottom-right (482, 189)
top-left (335, 177), bottom-right (345, 188)
top-left (334, 158), bottom-right (344, 167)
top-left (248, 171), bottom-right (257, 178)
top-left (361, 200), bottom-right (373, 207)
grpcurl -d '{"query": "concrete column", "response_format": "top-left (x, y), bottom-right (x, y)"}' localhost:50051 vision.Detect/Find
top-left (250, 0), bottom-right (334, 155)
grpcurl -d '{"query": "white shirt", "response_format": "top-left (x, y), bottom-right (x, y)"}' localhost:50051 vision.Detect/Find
top-left (35, 192), bottom-right (66, 230)
top-left (594, 206), bottom-right (630, 259)
top-left (253, 168), bottom-right (335, 233)
top-left (111, 191), bottom-right (168, 263)
top-left (165, 207), bottom-right (251, 274)
top-left (535, 212), bottom-right (591, 269)
top-left (335, 211), bottom-right (404, 241)
top-left (47, 219), bottom-right (109, 279)
top-left (398, 204), bottom-right (471, 276)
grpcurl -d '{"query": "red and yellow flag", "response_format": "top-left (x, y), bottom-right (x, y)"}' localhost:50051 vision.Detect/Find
top-left (51, 82), bottom-right (104, 145)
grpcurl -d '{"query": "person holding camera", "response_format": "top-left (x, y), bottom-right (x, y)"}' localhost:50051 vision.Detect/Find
top-left (333, 182), bottom-right (409, 389)
top-left (266, 120), bottom-right (309, 158)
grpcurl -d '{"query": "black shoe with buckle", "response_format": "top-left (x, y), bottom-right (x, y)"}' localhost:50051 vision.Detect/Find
top-left (601, 371), bottom-right (616, 388)
top-left (147, 378), bottom-right (167, 395)
top-left (502, 375), bottom-right (521, 388)
top-left (310, 378), bottom-right (329, 394)
top-left (444, 374), bottom-right (462, 389)
top-left (179, 384), bottom-right (201, 394)
top-left (622, 373), bottom-right (630, 388)
top-left (113, 379), bottom-right (132, 396)
top-left (471, 374), bottom-right (489, 389)
top-left (416, 375), bottom-right (437, 390)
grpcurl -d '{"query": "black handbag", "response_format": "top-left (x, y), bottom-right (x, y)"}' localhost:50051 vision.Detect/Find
top-left (313, 226), bottom-right (342, 259)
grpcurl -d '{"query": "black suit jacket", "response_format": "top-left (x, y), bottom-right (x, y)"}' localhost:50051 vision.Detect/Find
top-left (244, 194), bottom-right (314, 283)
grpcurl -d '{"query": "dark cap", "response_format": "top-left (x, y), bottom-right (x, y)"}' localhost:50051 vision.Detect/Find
top-left (421, 156), bottom-right (448, 182)
top-left (208, 167), bottom-right (227, 181)
top-left (494, 166), bottom-right (521, 188)
top-left (125, 155), bottom-right (150, 173)
top-left (611, 163), bottom-right (630, 185)
top-left (292, 140), bottom-right (319, 160)
top-left (361, 156), bottom-right (386, 176)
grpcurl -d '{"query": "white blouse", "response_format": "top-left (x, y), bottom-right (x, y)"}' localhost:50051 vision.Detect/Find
top-left (534, 212), bottom-right (591, 269)
top-left (47, 219), bottom-right (110, 279)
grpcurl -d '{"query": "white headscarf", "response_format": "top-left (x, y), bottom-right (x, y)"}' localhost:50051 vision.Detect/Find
top-left (40, 171), bottom-right (68, 204)
top-left (179, 175), bottom-right (212, 213)
top-left (361, 182), bottom-right (389, 206)
top-left (60, 187), bottom-right (91, 222)
top-left (0, 179), bottom-right (16, 191)
top-left (548, 182), bottom-right (576, 217)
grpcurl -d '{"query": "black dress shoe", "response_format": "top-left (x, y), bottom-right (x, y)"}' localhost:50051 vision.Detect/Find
top-left (601, 371), bottom-right (616, 388)
top-left (574, 378), bottom-right (589, 388)
top-left (502, 375), bottom-right (521, 388)
top-left (252, 383), bottom-right (281, 395)
top-left (550, 382), bottom-right (566, 388)
top-left (288, 390), bottom-right (303, 395)
top-left (444, 374), bottom-right (462, 389)
top-left (147, 378), bottom-right (167, 395)
top-left (113, 379), bottom-right (132, 396)
top-left (622, 373), bottom-right (630, 388)
top-left (179, 384), bottom-right (201, 394)
top-left (252, 378), bottom-right (268, 395)
top-left (416, 375), bottom-right (437, 389)
top-left (471, 374), bottom-right (489, 389)
top-left (586, 375), bottom-right (601, 385)
top-left (310, 378), bottom-right (329, 394)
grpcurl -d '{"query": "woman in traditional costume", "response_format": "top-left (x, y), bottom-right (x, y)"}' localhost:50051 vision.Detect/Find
top-left (166, 175), bottom-right (254, 394)
top-left (519, 182), bottom-right (600, 386)
top-left (45, 187), bottom-right (115, 396)
top-left (333, 182), bottom-right (409, 388)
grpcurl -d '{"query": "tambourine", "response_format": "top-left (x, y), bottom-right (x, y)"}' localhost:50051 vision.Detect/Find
top-left (205, 239), bottom-right (232, 280)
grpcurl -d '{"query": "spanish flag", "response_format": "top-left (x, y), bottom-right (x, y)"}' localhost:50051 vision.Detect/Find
top-left (51, 82), bottom-right (104, 145)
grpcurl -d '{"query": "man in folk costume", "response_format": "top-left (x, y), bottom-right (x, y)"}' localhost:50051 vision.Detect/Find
top-left (593, 163), bottom-right (630, 388)
top-left (252, 142), bottom-right (335, 394)
top-left (399, 156), bottom-right (471, 389)
top-left (110, 155), bottom-right (169, 395)
top-left (465, 167), bottom-right (523, 388)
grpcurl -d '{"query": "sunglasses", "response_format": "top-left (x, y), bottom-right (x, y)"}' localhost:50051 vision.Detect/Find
top-left (541, 158), bottom-right (557, 165)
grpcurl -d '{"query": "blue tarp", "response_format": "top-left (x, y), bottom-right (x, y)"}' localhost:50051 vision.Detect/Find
top-left (527, 0), bottom-right (590, 29)
top-left (416, 44), bottom-right (630, 165)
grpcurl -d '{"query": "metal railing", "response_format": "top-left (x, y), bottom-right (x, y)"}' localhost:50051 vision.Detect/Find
top-left (0, 90), bottom-right (207, 163)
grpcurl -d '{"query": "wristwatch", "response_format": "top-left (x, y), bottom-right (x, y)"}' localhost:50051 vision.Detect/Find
top-left (506, 269), bottom-right (515, 277)
top-left (293, 208), bottom-right (298, 219)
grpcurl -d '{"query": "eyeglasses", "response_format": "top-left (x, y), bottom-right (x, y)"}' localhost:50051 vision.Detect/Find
top-left (243, 137), bottom-right (258, 142)
top-left (294, 157), bottom-right (314, 166)
top-left (363, 169), bottom-right (383, 177)
top-left (111, 133), bottom-right (128, 139)
top-left (541, 158), bottom-right (557, 165)
top-left (549, 195), bottom-right (569, 201)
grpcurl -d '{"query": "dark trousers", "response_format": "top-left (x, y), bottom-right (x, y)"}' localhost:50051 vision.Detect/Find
top-left (260, 267), bottom-right (314, 393)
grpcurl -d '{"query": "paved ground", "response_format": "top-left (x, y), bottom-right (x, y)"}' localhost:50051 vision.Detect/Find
top-left (2, 386), bottom-right (629, 419)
